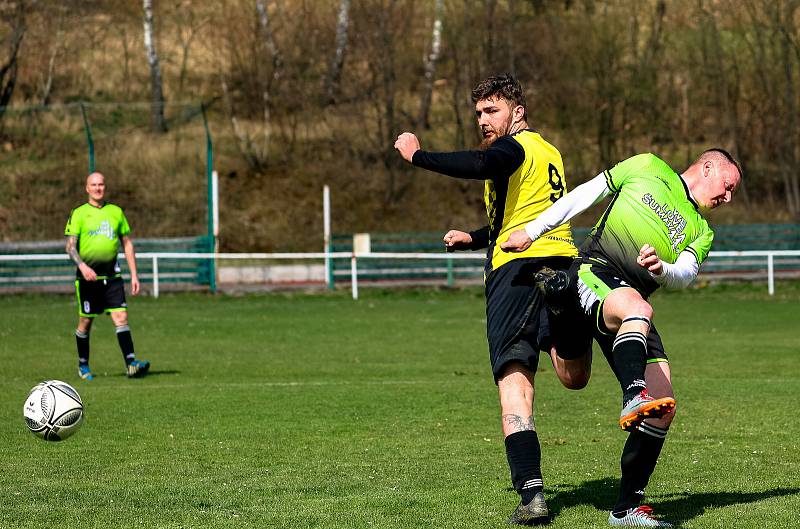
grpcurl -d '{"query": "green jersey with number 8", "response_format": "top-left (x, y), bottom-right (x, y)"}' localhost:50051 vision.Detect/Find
top-left (65, 202), bottom-right (131, 279)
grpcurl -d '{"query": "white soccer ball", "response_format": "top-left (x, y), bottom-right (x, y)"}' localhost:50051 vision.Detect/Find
top-left (23, 380), bottom-right (84, 441)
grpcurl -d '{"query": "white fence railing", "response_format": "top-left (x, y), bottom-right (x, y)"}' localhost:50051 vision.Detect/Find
top-left (1, 250), bottom-right (799, 299)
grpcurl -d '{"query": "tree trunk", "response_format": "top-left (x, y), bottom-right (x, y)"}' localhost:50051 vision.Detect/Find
top-left (779, 1), bottom-right (799, 215)
top-left (417, 0), bottom-right (443, 129)
top-left (324, 0), bottom-right (350, 105)
top-left (220, 75), bottom-right (262, 172)
top-left (143, 0), bottom-right (167, 133)
top-left (256, 0), bottom-right (283, 162)
top-left (120, 28), bottom-right (131, 99)
top-left (39, 39), bottom-right (58, 106)
top-left (0, 0), bottom-right (26, 124)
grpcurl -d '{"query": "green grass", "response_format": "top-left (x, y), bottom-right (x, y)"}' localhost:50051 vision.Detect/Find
top-left (1, 283), bottom-right (799, 528)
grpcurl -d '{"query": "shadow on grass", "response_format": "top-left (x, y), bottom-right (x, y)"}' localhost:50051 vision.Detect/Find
top-left (547, 477), bottom-right (800, 526)
top-left (108, 369), bottom-right (182, 378)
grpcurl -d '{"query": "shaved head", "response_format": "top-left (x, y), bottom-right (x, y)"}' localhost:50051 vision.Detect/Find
top-left (683, 148), bottom-right (742, 210)
top-left (86, 172), bottom-right (105, 185)
top-left (85, 172), bottom-right (106, 205)
top-left (692, 149), bottom-right (742, 181)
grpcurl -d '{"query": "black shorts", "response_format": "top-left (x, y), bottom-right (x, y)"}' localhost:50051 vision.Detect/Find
top-left (74, 276), bottom-right (128, 317)
top-left (485, 256), bottom-right (578, 382)
top-left (567, 257), bottom-right (668, 364)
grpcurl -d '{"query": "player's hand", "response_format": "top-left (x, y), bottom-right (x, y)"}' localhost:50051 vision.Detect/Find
top-left (130, 274), bottom-right (140, 296)
top-left (637, 244), bottom-right (663, 275)
top-left (500, 229), bottom-right (533, 253)
top-left (79, 263), bottom-right (97, 281)
top-left (443, 230), bottom-right (472, 252)
top-left (394, 132), bottom-right (420, 163)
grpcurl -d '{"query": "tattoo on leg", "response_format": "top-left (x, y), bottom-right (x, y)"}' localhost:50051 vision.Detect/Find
top-left (503, 414), bottom-right (535, 433)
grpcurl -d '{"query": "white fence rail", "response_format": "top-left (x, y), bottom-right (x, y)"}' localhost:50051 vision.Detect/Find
top-left (1, 250), bottom-right (799, 299)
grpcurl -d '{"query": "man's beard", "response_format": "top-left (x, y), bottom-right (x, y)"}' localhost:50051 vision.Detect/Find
top-left (478, 115), bottom-right (514, 150)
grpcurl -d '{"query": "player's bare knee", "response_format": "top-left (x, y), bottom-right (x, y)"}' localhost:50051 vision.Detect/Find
top-left (557, 369), bottom-right (589, 390)
top-left (498, 365), bottom-right (534, 409)
top-left (77, 317), bottom-right (93, 332)
top-left (627, 301), bottom-right (653, 322)
top-left (111, 311), bottom-right (128, 327)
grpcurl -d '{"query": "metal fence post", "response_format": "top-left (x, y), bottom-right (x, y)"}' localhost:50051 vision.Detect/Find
top-left (446, 256), bottom-right (454, 287)
top-left (152, 255), bottom-right (159, 298)
top-left (351, 254), bottom-right (358, 300)
top-left (768, 253), bottom-right (774, 296)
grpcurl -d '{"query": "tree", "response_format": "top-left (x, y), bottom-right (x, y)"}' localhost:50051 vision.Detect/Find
top-left (255, 0), bottom-right (282, 161)
top-left (0, 0), bottom-right (26, 125)
top-left (324, 0), bottom-right (350, 105)
top-left (417, 0), bottom-right (443, 129)
top-left (143, 0), bottom-right (167, 133)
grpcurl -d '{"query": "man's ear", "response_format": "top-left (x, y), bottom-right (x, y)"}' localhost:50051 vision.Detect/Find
top-left (512, 105), bottom-right (525, 123)
top-left (703, 160), bottom-right (714, 178)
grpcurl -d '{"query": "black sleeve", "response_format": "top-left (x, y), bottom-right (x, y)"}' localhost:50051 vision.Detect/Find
top-left (445, 225), bottom-right (490, 253)
top-left (467, 225), bottom-right (490, 250)
top-left (411, 135), bottom-right (525, 181)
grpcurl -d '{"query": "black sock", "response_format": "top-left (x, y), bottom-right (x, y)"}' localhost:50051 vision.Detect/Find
top-left (115, 325), bottom-right (135, 365)
top-left (612, 421), bottom-right (668, 514)
top-left (612, 326), bottom-right (648, 404)
top-left (76, 330), bottom-right (90, 366)
top-left (505, 430), bottom-right (543, 504)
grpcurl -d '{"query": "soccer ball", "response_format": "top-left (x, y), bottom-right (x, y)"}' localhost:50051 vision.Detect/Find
top-left (23, 380), bottom-right (84, 441)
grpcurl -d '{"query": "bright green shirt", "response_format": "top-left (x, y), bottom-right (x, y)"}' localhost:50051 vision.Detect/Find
top-left (582, 153), bottom-right (714, 296)
top-left (65, 202), bottom-right (131, 278)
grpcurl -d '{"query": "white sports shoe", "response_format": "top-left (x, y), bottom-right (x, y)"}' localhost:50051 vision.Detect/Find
top-left (619, 389), bottom-right (676, 431)
top-left (608, 506), bottom-right (673, 527)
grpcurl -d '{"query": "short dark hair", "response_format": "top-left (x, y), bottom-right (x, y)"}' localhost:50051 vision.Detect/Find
top-left (696, 148), bottom-right (743, 180)
top-left (471, 73), bottom-right (527, 121)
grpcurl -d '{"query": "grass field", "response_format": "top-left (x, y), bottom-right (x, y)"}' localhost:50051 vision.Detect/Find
top-left (1, 283), bottom-right (799, 528)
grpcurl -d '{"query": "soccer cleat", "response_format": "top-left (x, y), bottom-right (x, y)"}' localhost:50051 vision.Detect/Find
top-left (619, 390), bottom-right (676, 431)
top-left (126, 359), bottom-right (150, 378)
top-left (608, 505), bottom-right (673, 527)
top-left (78, 365), bottom-right (94, 381)
top-left (508, 492), bottom-right (549, 526)
top-left (534, 267), bottom-right (570, 314)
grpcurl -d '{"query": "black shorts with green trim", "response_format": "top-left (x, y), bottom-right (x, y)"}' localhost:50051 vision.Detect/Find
top-left (572, 258), bottom-right (668, 364)
top-left (75, 276), bottom-right (127, 317)
top-left (485, 256), bottom-right (578, 383)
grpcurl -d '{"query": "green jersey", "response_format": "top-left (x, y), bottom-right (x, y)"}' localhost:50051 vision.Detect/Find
top-left (582, 153), bottom-right (714, 296)
top-left (65, 202), bottom-right (131, 278)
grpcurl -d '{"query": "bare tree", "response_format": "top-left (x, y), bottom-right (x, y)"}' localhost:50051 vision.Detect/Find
top-left (143, 0), bottom-right (167, 133)
top-left (256, 0), bottom-right (282, 161)
top-left (174, 5), bottom-right (207, 94)
top-left (0, 0), bottom-right (26, 124)
top-left (776, 0), bottom-right (800, 215)
top-left (220, 74), bottom-right (263, 171)
top-left (324, 0), bottom-right (350, 105)
top-left (417, 0), bottom-right (443, 129)
top-left (38, 4), bottom-right (68, 106)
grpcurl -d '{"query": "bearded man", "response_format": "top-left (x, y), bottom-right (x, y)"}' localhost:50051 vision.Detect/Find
top-left (394, 73), bottom-right (591, 525)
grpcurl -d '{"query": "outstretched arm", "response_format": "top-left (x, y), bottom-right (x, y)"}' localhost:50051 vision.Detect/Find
top-left (395, 132), bottom-right (524, 181)
top-left (66, 235), bottom-right (97, 281)
top-left (500, 172), bottom-right (611, 252)
top-left (121, 235), bottom-right (140, 295)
